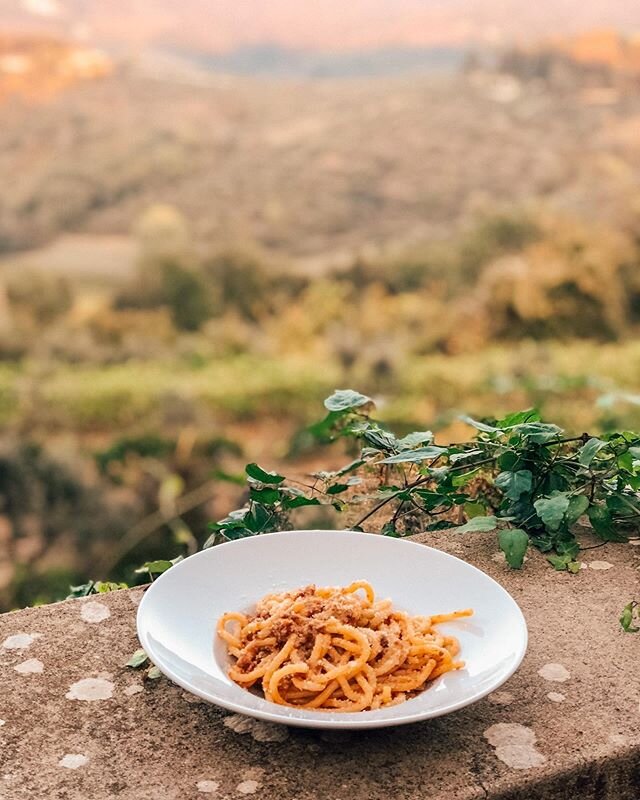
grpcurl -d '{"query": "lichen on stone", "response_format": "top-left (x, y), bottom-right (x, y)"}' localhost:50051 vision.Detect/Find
top-left (2, 633), bottom-right (41, 650)
top-left (538, 663), bottom-right (570, 682)
top-left (58, 754), bottom-right (89, 770)
top-left (484, 723), bottom-right (547, 769)
top-left (65, 677), bottom-right (114, 701)
top-left (14, 658), bottom-right (44, 674)
top-left (196, 780), bottom-right (219, 794)
top-left (80, 601), bottom-right (111, 624)
top-left (487, 691), bottom-right (514, 706)
top-left (237, 780), bottom-right (260, 795)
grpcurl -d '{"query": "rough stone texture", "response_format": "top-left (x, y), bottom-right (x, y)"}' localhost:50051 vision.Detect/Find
top-left (1, 533), bottom-right (639, 800)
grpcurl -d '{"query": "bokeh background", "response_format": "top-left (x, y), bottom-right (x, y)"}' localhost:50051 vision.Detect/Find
top-left (1, 0), bottom-right (640, 609)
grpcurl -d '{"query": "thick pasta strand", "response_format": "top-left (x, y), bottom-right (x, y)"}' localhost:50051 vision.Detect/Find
top-left (218, 581), bottom-right (472, 712)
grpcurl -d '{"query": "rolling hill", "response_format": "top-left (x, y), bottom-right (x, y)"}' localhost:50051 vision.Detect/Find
top-left (1, 63), bottom-right (639, 261)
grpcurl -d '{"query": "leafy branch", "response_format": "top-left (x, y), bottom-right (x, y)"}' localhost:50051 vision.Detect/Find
top-left (205, 390), bottom-right (639, 630)
top-left (73, 389), bottom-right (640, 632)
top-left (209, 390), bottom-right (639, 564)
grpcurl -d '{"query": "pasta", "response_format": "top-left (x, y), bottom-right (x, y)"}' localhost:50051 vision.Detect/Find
top-left (217, 581), bottom-right (472, 711)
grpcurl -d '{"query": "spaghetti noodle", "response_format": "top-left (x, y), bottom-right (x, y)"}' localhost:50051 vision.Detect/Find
top-left (217, 581), bottom-right (472, 711)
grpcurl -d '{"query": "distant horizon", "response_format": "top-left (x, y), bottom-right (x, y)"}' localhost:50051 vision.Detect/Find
top-left (1, 0), bottom-right (640, 56)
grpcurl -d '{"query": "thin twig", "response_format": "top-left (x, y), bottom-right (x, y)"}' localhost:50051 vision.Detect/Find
top-left (542, 435), bottom-right (591, 447)
top-left (96, 480), bottom-right (218, 575)
top-left (286, 477), bottom-right (333, 497)
top-left (353, 453), bottom-right (497, 528)
top-left (579, 542), bottom-right (608, 551)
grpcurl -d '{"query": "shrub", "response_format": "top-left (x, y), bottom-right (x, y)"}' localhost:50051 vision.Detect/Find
top-left (202, 248), bottom-right (304, 322)
top-left (160, 261), bottom-right (212, 331)
top-left (339, 243), bottom-right (455, 295)
top-left (457, 210), bottom-right (542, 284)
top-left (6, 269), bottom-right (73, 325)
top-left (472, 218), bottom-right (632, 342)
top-left (116, 258), bottom-right (212, 331)
top-left (0, 441), bottom-right (133, 610)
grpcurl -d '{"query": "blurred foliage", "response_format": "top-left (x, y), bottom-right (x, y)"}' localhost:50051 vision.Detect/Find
top-left (207, 390), bottom-right (640, 575)
top-left (160, 261), bottom-right (212, 331)
top-left (0, 441), bottom-right (134, 609)
top-left (1, 202), bottom-right (640, 610)
top-left (6, 269), bottom-right (73, 326)
top-left (202, 248), bottom-right (304, 322)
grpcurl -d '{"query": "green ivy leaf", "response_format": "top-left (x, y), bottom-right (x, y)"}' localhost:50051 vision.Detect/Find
top-left (206, 513), bottom-right (255, 543)
top-left (248, 486), bottom-right (281, 505)
top-left (495, 469), bottom-right (533, 501)
top-left (147, 665), bottom-right (162, 680)
top-left (578, 438), bottom-right (607, 467)
top-left (547, 553), bottom-right (572, 571)
top-left (307, 410), bottom-right (343, 441)
top-left (96, 581), bottom-right (128, 593)
top-left (134, 559), bottom-right (173, 575)
top-left (396, 431), bottom-right (434, 450)
top-left (617, 450), bottom-right (635, 473)
top-left (449, 449), bottom-right (484, 463)
top-left (382, 522), bottom-right (399, 537)
top-left (324, 389), bottom-right (373, 413)
top-left (534, 491), bottom-right (571, 532)
top-left (530, 533), bottom-right (554, 552)
top-left (498, 528), bottom-right (529, 569)
top-left (224, 527), bottom-right (256, 540)
top-left (554, 533), bottom-right (580, 558)
top-left (360, 427), bottom-right (397, 451)
top-left (380, 446), bottom-right (447, 464)
top-left (587, 504), bottom-right (626, 542)
top-left (620, 601), bottom-right (639, 633)
top-left (126, 648), bottom-right (149, 669)
top-left (281, 496), bottom-right (321, 509)
top-left (460, 415), bottom-right (500, 433)
top-left (452, 468), bottom-right (481, 487)
top-left (245, 504), bottom-right (272, 532)
top-left (451, 515), bottom-right (498, 533)
top-left (327, 483), bottom-right (350, 495)
top-left (565, 494), bottom-right (589, 526)
top-left (512, 422), bottom-right (563, 444)
top-left (67, 581), bottom-right (96, 598)
top-left (464, 501), bottom-right (486, 518)
top-left (497, 451), bottom-right (520, 471)
top-left (414, 490), bottom-right (452, 511)
top-left (496, 409), bottom-right (541, 427)
top-left (245, 463), bottom-right (285, 484)
top-left (607, 493), bottom-right (640, 519)
top-left (587, 504), bottom-right (608, 536)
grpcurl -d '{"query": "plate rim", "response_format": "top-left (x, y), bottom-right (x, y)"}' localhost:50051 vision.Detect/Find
top-left (136, 529), bottom-right (528, 729)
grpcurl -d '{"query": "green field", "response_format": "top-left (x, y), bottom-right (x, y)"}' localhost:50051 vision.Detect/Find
top-left (3, 340), bottom-right (640, 438)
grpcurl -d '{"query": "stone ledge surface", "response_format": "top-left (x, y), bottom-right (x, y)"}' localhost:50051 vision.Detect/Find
top-left (1, 533), bottom-right (639, 800)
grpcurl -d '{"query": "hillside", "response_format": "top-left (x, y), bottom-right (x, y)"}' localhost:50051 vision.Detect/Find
top-left (1, 65), bottom-right (640, 259)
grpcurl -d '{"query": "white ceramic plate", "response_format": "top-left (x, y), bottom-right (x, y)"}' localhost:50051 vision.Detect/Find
top-left (137, 530), bottom-right (527, 729)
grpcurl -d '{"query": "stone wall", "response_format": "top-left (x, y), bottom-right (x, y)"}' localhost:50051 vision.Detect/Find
top-left (1, 532), bottom-right (639, 800)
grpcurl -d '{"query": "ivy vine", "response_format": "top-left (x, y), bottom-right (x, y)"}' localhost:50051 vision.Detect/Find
top-left (73, 389), bottom-right (640, 632)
